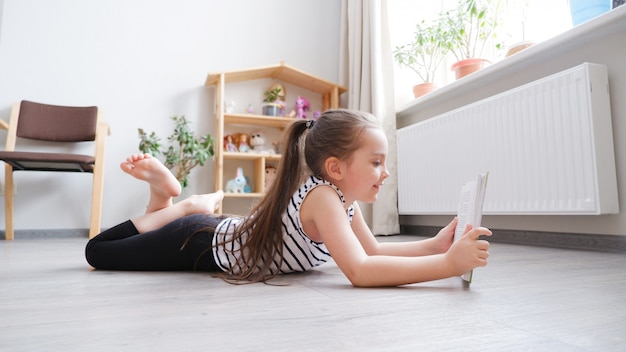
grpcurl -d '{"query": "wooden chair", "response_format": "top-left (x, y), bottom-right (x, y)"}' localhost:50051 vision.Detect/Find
top-left (0, 100), bottom-right (109, 240)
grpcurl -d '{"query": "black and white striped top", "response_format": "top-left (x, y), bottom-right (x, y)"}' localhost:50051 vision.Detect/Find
top-left (212, 176), bottom-right (355, 275)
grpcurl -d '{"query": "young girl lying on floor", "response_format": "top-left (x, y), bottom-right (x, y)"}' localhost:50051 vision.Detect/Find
top-left (85, 109), bottom-right (491, 287)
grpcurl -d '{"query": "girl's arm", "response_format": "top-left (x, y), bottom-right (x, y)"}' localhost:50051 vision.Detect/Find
top-left (349, 203), bottom-right (456, 257)
top-left (304, 187), bottom-right (491, 287)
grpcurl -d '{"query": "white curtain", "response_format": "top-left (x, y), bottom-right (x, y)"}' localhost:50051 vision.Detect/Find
top-left (339, 0), bottom-right (399, 235)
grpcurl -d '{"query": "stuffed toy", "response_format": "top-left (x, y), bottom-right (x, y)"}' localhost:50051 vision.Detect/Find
top-left (225, 167), bottom-right (247, 193)
top-left (249, 130), bottom-right (275, 154)
top-left (264, 165), bottom-right (277, 191)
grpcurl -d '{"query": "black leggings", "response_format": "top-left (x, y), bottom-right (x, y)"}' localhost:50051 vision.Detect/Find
top-left (85, 214), bottom-right (223, 272)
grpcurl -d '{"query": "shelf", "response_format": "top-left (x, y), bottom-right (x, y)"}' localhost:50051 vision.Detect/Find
top-left (207, 62), bottom-right (346, 214)
top-left (223, 152), bottom-right (281, 162)
top-left (224, 113), bottom-right (295, 129)
top-left (205, 62), bottom-right (347, 96)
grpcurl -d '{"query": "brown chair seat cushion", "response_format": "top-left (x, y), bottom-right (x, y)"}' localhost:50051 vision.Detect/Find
top-left (0, 151), bottom-right (95, 172)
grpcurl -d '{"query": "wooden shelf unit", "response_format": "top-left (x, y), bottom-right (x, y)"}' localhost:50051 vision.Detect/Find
top-left (205, 62), bottom-right (346, 212)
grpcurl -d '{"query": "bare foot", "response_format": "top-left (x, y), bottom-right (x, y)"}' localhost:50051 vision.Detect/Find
top-left (120, 154), bottom-right (182, 212)
top-left (181, 191), bottom-right (225, 215)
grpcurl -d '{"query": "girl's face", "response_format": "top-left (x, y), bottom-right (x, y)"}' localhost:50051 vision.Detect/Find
top-left (339, 127), bottom-right (390, 204)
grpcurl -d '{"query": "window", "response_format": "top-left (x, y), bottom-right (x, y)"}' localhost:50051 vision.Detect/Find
top-left (389, 0), bottom-right (572, 108)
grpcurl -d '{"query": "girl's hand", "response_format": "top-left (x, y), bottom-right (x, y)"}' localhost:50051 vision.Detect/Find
top-left (444, 224), bottom-right (492, 276)
top-left (431, 217), bottom-right (458, 254)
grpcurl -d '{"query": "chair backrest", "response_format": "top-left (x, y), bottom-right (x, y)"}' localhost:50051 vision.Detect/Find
top-left (16, 100), bottom-right (99, 142)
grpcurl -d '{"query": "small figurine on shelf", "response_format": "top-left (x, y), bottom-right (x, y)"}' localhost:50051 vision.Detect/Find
top-left (224, 134), bottom-right (238, 152)
top-left (272, 140), bottom-right (281, 154)
top-left (246, 104), bottom-right (254, 114)
top-left (313, 111), bottom-right (321, 120)
top-left (224, 99), bottom-right (236, 113)
top-left (295, 96), bottom-right (310, 119)
top-left (243, 176), bottom-right (252, 193)
top-left (225, 167), bottom-right (247, 193)
top-left (236, 133), bottom-right (250, 153)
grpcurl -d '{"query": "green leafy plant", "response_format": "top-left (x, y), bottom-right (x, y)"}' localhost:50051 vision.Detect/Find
top-left (444, 0), bottom-right (506, 61)
top-left (393, 16), bottom-right (453, 83)
top-left (263, 86), bottom-right (282, 103)
top-left (138, 115), bottom-right (214, 189)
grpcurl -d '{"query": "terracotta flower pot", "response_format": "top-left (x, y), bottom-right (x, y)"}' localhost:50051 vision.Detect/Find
top-left (506, 41), bottom-right (535, 57)
top-left (412, 82), bottom-right (437, 98)
top-left (451, 58), bottom-right (491, 80)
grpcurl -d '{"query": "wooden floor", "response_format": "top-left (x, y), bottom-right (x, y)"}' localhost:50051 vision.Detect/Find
top-left (1, 234), bottom-right (625, 352)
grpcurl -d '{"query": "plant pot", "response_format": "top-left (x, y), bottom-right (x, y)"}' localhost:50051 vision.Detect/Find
top-left (262, 104), bottom-right (281, 116)
top-left (451, 58), bottom-right (491, 80)
top-left (412, 82), bottom-right (437, 98)
top-left (505, 41), bottom-right (536, 57)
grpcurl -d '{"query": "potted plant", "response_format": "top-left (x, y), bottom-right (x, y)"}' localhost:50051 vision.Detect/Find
top-left (393, 16), bottom-right (453, 98)
top-left (262, 85), bottom-right (286, 116)
top-left (138, 115), bottom-right (214, 189)
top-left (445, 0), bottom-right (505, 79)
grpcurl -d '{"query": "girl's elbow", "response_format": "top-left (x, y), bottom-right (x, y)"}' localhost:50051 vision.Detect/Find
top-left (344, 269), bottom-right (379, 288)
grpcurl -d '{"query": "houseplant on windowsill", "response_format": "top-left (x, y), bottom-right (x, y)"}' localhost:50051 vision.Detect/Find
top-left (138, 115), bottom-right (214, 189)
top-left (393, 16), bottom-right (452, 98)
top-left (445, 0), bottom-right (505, 79)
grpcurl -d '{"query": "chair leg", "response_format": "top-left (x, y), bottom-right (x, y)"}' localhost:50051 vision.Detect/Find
top-left (89, 164), bottom-right (105, 239)
top-left (89, 121), bottom-right (108, 239)
top-left (4, 166), bottom-right (14, 240)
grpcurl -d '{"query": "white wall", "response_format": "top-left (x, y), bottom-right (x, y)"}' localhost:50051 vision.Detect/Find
top-left (0, 0), bottom-right (341, 232)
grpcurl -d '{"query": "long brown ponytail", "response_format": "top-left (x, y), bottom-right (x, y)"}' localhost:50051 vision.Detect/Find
top-left (218, 119), bottom-right (311, 282)
top-left (218, 109), bottom-right (379, 283)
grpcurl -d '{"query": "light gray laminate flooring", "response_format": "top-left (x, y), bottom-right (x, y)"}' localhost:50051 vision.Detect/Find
top-left (1, 234), bottom-right (625, 351)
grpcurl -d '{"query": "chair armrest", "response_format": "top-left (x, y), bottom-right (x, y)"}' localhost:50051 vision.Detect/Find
top-left (97, 121), bottom-right (111, 136)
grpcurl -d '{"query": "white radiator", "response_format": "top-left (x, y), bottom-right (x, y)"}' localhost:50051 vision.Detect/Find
top-left (397, 62), bottom-right (619, 215)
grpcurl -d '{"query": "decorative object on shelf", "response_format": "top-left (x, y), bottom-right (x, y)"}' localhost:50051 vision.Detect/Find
top-left (224, 134), bottom-right (238, 152)
top-left (313, 111), bottom-right (321, 119)
top-left (246, 104), bottom-right (254, 114)
top-left (295, 96), bottom-right (310, 118)
top-left (262, 85), bottom-right (286, 116)
top-left (272, 140), bottom-right (281, 154)
top-left (264, 165), bottom-right (277, 191)
top-left (234, 132), bottom-right (250, 152)
top-left (244, 177), bottom-right (252, 193)
top-left (445, 0), bottom-right (505, 79)
top-left (392, 15), bottom-right (453, 98)
top-left (270, 83), bottom-right (286, 101)
top-left (249, 130), bottom-right (276, 154)
top-left (224, 99), bottom-right (236, 113)
top-left (225, 167), bottom-right (247, 193)
top-left (138, 115), bottom-right (214, 189)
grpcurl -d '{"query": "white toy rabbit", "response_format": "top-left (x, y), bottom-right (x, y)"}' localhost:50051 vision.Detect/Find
top-left (225, 167), bottom-right (247, 193)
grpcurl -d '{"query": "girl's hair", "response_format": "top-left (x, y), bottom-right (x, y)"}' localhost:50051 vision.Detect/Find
top-left (218, 109), bottom-right (380, 283)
